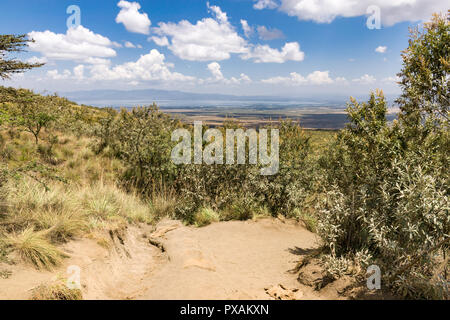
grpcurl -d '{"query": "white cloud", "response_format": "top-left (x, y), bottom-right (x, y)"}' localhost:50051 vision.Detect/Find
top-left (242, 42), bottom-right (304, 63)
top-left (151, 3), bottom-right (248, 61)
top-left (262, 70), bottom-right (334, 85)
top-left (47, 65), bottom-right (85, 81)
top-left (26, 56), bottom-right (48, 64)
top-left (382, 75), bottom-right (401, 83)
top-left (84, 57), bottom-right (111, 65)
top-left (150, 36), bottom-right (169, 47)
top-left (28, 26), bottom-right (116, 64)
top-left (73, 65), bottom-right (85, 80)
top-left (241, 19), bottom-right (253, 38)
top-left (205, 62), bottom-right (251, 84)
top-left (116, 1), bottom-right (151, 35)
top-left (253, 0), bottom-right (279, 10)
top-left (47, 69), bottom-right (72, 80)
top-left (89, 49), bottom-right (194, 82)
top-left (352, 74), bottom-right (376, 84)
top-left (276, 0), bottom-right (448, 26)
top-left (375, 46), bottom-right (387, 53)
top-left (335, 76), bottom-right (348, 84)
top-left (124, 41), bottom-right (136, 48)
top-left (238, 73), bottom-right (251, 83)
top-left (207, 62), bottom-right (224, 81)
top-left (306, 70), bottom-right (333, 84)
top-left (257, 26), bottom-right (284, 40)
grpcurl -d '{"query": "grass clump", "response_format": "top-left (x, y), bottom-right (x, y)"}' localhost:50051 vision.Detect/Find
top-left (34, 210), bottom-right (87, 243)
top-left (194, 207), bottom-right (220, 227)
top-left (31, 280), bottom-right (82, 300)
top-left (2, 228), bottom-right (65, 269)
top-left (293, 209), bottom-right (317, 233)
top-left (149, 190), bottom-right (178, 220)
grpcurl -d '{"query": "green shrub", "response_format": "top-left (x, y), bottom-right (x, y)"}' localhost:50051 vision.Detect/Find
top-left (317, 90), bottom-right (449, 299)
top-left (194, 207), bottom-right (220, 227)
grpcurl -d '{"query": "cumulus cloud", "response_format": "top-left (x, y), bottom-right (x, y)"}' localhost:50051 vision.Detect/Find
top-left (73, 65), bottom-right (85, 80)
top-left (46, 65), bottom-right (85, 81)
top-left (253, 0), bottom-right (279, 10)
top-left (116, 1), bottom-right (151, 35)
top-left (275, 0), bottom-right (448, 26)
top-left (307, 70), bottom-right (334, 84)
top-left (28, 26), bottom-right (116, 64)
top-left (89, 49), bottom-right (194, 82)
top-left (352, 74), bottom-right (376, 84)
top-left (241, 19), bottom-right (253, 38)
top-left (124, 41), bottom-right (136, 48)
top-left (150, 3), bottom-right (304, 65)
top-left (382, 75), bottom-right (401, 83)
top-left (335, 76), bottom-right (348, 84)
top-left (150, 36), bottom-right (169, 46)
top-left (150, 3), bottom-right (248, 61)
top-left (242, 42), bottom-right (304, 63)
top-left (257, 26), bottom-right (284, 40)
top-left (375, 46), bottom-right (387, 53)
top-left (47, 69), bottom-right (72, 80)
top-left (26, 56), bottom-right (48, 64)
top-left (262, 70), bottom-right (334, 85)
top-left (205, 62), bottom-right (251, 84)
top-left (207, 62), bottom-right (224, 81)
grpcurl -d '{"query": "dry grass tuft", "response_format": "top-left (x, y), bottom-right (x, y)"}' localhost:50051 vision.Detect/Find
top-left (149, 189), bottom-right (178, 220)
top-left (3, 228), bottom-right (65, 269)
top-left (194, 207), bottom-right (220, 227)
top-left (31, 280), bottom-right (83, 300)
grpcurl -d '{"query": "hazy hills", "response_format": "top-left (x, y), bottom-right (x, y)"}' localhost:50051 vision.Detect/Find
top-left (61, 88), bottom-right (350, 108)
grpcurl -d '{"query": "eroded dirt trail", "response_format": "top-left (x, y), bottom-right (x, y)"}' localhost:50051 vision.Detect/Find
top-left (137, 218), bottom-right (324, 300)
top-left (0, 218), bottom-right (330, 300)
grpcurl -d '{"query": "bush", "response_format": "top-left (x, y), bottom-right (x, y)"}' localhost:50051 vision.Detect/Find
top-left (95, 110), bottom-right (314, 223)
top-left (94, 105), bottom-right (180, 195)
top-left (317, 91), bottom-right (449, 299)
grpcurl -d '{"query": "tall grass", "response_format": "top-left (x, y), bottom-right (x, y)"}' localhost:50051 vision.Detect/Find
top-left (3, 228), bottom-right (65, 269)
top-left (0, 128), bottom-right (158, 269)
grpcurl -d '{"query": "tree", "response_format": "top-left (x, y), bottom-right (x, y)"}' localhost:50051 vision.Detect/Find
top-left (6, 89), bottom-right (57, 144)
top-left (0, 35), bottom-right (44, 79)
top-left (396, 11), bottom-right (449, 129)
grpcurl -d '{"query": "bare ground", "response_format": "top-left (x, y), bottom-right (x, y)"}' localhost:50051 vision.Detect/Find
top-left (0, 218), bottom-right (362, 300)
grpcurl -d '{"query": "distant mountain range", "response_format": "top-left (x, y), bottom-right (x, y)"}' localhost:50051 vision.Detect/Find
top-left (61, 88), bottom-right (398, 110)
top-left (61, 88), bottom-right (349, 108)
top-left (63, 89), bottom-right (279, 102)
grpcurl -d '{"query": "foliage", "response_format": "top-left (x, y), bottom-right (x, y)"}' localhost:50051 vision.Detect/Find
top-left (317, 88), bottom-right (448, 298)
top-left (93, 109), bottom-right (314, 222)
top-left (194, 207), bottom-right (220, 227)
top-left (0, 34), bottom-right (44, 79)
top-left (31, 279), bottom-right (83, 300)
top-left (94, 104), bottom-right (181, 194)
top-left (396, 11), bottom-right (449, 131)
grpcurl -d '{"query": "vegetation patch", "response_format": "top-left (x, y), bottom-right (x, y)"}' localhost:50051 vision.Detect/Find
top-left (30, 280), bottom-right (83, 300)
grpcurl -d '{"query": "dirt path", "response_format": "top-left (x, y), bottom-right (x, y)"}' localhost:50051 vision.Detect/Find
top-left (0, 218), bottom-right (333, 300)
top-left (137, 218), bottom-right (324, 300)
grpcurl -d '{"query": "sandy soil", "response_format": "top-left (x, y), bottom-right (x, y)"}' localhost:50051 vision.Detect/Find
top-left (0, 218), bottom-right (344, 300)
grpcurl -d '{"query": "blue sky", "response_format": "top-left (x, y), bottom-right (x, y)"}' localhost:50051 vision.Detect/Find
top-left (0, 0), bottom-right (447, 98)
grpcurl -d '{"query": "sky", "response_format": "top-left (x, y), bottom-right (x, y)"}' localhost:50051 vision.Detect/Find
top-left (0, 0), bottom-right (448, 98)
